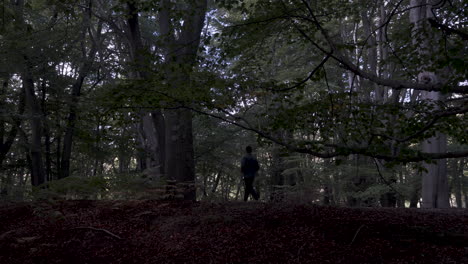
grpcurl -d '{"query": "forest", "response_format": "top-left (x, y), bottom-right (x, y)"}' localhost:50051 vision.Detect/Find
top-left (1, 0), bottom-right (466, 207)
top-left (0, 0), bottom-right (467, 263)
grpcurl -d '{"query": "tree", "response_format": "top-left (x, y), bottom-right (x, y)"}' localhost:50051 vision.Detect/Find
top-left (410, 0), bottom-right (451, 208)
top-left (60, 0), bottom-right (103, 179)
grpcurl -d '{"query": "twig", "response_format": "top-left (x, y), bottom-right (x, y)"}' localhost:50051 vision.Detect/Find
top-left (372, 158), bottom-right (403, 198)
top-left (297, 241), bottom-right (308, 256)
top-left (0, 229), bottom-right (17, 240)
top-left (349, 224), bottom-right (365, 246)
top-left (71, 227), bottom-right (123, 240)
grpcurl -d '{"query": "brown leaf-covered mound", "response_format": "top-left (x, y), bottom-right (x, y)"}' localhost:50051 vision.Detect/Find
top-left (0, 200), bottom-right (467, 263)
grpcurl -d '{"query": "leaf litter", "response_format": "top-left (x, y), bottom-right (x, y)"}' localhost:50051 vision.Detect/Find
top-left (0, 200), bottom-right (467, 263)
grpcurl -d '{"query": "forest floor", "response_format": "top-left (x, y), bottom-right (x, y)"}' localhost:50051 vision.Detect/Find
top-left (0, 200), bottom-right (467, 264)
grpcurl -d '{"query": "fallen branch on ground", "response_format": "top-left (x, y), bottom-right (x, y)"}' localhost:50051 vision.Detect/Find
top-left (349, 225), bottom-right (365, 246)
top-left (71, 226), bottom-right (123, 240)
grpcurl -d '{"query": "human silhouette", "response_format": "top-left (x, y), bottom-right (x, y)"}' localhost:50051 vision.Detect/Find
top-left (241, 146), bottom-right (260, 201)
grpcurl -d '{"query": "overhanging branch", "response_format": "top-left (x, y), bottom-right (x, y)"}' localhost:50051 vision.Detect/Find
top-left (185, 105), bottom-right (468, 163)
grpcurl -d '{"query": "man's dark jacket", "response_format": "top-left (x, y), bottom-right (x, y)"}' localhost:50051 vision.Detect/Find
top-left (241, 153), bottom-right (259, 179)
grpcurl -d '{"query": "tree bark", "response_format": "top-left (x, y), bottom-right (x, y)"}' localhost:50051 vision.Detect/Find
top-left (159, 0), bottom-right (208, 200)
top-left (164, 108), bottom-right (195, 183)
top-left (410, 0), bottom-right (450, 208)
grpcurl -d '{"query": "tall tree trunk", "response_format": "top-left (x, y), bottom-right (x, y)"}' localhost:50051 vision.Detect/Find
top-left (410, 0), bottom-right (449, 208)
top-left (22, 70), bottom-right (46, 186)
top-left (0, 74), bottom-right (7, 155)
top-left (159, 0), bottom-right (208, 200)
top-left (409, 170), bottom-right (421, 208)
top-left (12, 0), bottom-right (46, 187)
top-left (60, 3), bottom-right (101, 179)
top-left (126, 1), bottom-right (166, 177)
top-left (40, 80), bottom-right (52, 182)
top-left (0, 75), bottom-right (24, 167)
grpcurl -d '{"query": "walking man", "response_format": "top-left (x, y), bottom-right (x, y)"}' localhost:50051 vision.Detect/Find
top-left (241, 146), bottom-right (260, 201)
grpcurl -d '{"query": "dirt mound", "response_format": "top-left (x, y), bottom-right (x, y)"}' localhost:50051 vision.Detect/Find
top-left (0, 200), bottom-right (467, 263)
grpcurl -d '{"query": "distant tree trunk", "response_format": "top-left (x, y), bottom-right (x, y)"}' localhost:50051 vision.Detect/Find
top-left (56, 131), bottom-right (61, 178)
top-left (322, 159), bottom-right (335, 205)
top-left (210, 171), bottom-right (222, 196)
top-left (396, 168), bottom-right (405, 208)
top-left (235, 182), bottom-right (241, 201)
top-left (126, 1), bottom-right (166, 178)
top-left (0, 75), bottom-right (8, 165)
top-left (117, 125), bottom-right (131, 174)
top-left (269, 144), bottom-right (285, 201)
top-left (452, 158), bottom-right (465, 208)
top-left (13, 0), bottom-right (46, 187)
top-left (0, 75), bottom-right (24, 167)
top-left (22, 70), bottom-right (46, 186)
top-left (323, 185), bottom-right (332, 205)
top-left (409, 169), bottom-right (422, 207)
top-left (140, 112), bottom-right (165, 178)
top-left (40, 80), bottom-right (52, 182)
top-left (136, 122), bottom-right (148, 172)
top-left (360, 7), bottom-right (379, 100)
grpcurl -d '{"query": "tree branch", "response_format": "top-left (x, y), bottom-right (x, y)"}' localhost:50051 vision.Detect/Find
top-left (71, 227), bottom-right (123, 240)
top-left (428, 18), bottom-right (468, 40)
top-left (268, 54), bottom-right (330, 92)
top-left (296, 1), bottom-right (467, 94)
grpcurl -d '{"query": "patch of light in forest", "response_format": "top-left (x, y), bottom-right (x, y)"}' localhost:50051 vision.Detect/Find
top-left (55, 62), bottom-right (75, 77)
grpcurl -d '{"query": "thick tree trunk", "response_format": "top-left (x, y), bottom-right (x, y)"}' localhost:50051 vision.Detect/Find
top-left (421, 132), bottom-right (449, 208)
top-left (164, 108), bottom-right (195, 183)
top-left (158, 0), bottom-right (208, 200)
top-left (410, 0), bottom-right (449, 208)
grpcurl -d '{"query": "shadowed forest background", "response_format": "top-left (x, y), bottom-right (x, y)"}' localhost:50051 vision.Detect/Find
top-left (0, 0), bottom-right (467, 208)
